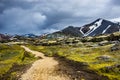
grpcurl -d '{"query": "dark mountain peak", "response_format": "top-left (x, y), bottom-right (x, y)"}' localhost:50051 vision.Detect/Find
top-left (93, 18), bottom-right (103, 22)
top-left (48, 26), bottom-right (82, 37)
top-left (91, 18), bottom-right (112, 25)
top-left (60, 26), bottom-right (82, 37)
top-left (96, 18), bottom-right (103, 21)
top-left (80, 18), bottom-right (120, 36)
top-left (63, 26), bottom-right (74, 30)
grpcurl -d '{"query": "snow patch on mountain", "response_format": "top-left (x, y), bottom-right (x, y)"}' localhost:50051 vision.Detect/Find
top-left (102, 25), bottom-right (111, 34)
top-left (80, 27), bottom-right (84, 35)
top-left (84, 19), bottom-right (103, 36)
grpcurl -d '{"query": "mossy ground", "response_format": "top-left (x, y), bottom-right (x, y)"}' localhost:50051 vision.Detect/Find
top-left (0, 44), bottom-right (37, 80)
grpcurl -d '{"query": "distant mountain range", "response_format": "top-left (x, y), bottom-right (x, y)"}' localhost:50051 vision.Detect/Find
top-left (51, 18), bottom-right (120, 37)
top-left (0, 33), bottom-right (38, 42)
top-left (0, 33), bottom-right (11, 41)
top-left (21, 33), bottom-right (37, 38)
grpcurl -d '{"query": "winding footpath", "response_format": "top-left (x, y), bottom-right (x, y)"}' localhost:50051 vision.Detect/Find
top-left (19, 46), bottom-right (71, 80)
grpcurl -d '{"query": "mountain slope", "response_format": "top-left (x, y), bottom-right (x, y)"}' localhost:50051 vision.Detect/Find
top-left (48, 26), bottom-right (82, 38)
top-left (60, 26), bottom-right (82, 37)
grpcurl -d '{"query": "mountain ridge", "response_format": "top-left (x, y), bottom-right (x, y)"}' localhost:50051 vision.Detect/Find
top-left (50, 18), bottom-right (120, 37)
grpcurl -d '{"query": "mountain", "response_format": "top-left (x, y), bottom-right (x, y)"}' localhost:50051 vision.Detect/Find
top-left (55, 26), bottom-right (82, 37)
top-left (80, 18), bottom-right (120, 36)
top-left (46, 26), bottom-right (82, 38)
top-left (51, 18), bottom-right (120, 37)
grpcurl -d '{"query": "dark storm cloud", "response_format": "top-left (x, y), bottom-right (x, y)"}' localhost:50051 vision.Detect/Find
top-left (0, 0), bottom-right (33, 13)
top-left (0, 0), bottom-right (120, 34)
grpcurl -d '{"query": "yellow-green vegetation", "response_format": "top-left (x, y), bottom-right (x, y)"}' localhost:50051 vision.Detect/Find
top-left (27, 43), bottom-right (120, 80)
top-left (0, 44), bottom-right (37, 80)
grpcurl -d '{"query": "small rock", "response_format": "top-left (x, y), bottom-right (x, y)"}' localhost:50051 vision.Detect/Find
top-left (77, 71), bottom-right (81, 73)
top-left (96, 55), bottom-right (112, 61)
top-left (110, 40), bottom-right (119, 44)
top-left (114, 64), bottom-right (120, 68)
top-left (37, 56), bottom-right (43, 59)
top-left (98, 40), bottom-right (109, 46)
top-left (111, 43), bottom-right (120, 51)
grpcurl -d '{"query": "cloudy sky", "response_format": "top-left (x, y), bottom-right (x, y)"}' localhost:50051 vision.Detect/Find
top-left (0, 0), bottom-right (120, 35)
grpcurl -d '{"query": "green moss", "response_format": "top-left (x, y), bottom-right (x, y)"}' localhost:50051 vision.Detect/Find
top-left (0, 44), bottom-right (37, 79)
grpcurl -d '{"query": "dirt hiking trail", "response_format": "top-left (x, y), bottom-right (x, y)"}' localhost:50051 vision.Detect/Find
top-left (20, 46), bottom-right (71, 80)
top-left (19, 46), bottom-right (108, 80)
